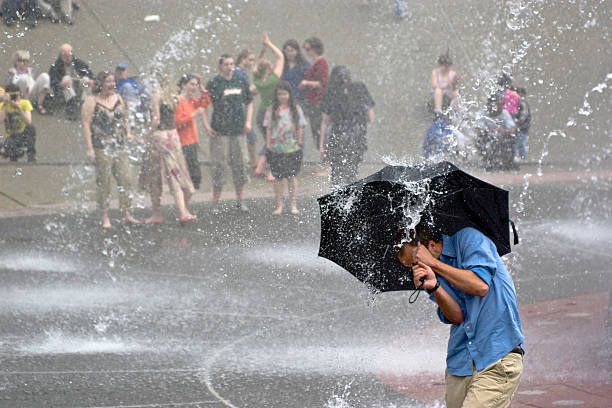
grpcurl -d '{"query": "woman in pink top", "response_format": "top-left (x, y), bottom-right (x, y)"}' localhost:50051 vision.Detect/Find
top-left (430, 52), bottom-right (459, 113)
top-left (498, 74), bottom-right (520, 115)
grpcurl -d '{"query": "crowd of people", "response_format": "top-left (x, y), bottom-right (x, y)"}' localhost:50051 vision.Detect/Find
top-left (0, 37), bottom-right (534, 226)
top-left (423, 54), bottom-right (532, 170)
top-left (1, 0), bottom-right (77, 27)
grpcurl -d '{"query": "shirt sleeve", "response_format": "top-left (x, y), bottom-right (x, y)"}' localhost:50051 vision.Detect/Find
top-left (21, 99), bottom-right (33, 112)
top-left (315, 59), bottom-right (329, 89)
top-left (455, 228), bottom-right (498, 285)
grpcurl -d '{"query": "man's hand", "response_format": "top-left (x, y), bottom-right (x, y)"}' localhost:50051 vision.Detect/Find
top-left (206, 126), bottom-right (217, 138)
top-left (415, 242), bottom-right (438, 268)
top-left (243, 122), bottom-right (251, 135)
top-left (412, 261), bottom-right (437, 290)
top-left (86, 147), bottom-right (95, 162)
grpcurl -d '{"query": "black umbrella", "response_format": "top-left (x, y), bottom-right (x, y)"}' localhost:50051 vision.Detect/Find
top-left (317, 161), bottom-right (518, 292)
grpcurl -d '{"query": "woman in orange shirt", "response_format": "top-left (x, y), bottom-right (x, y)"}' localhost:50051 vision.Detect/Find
top-left (174, 74), bottom-right (211, 189)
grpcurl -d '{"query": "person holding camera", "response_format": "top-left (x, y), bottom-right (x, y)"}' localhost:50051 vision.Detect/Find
top-left (0, 83), bottom-right (36, 162)
top-left (395, 223), bottom-right (524, 408)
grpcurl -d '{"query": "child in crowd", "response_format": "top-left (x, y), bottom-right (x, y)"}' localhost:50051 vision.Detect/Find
top-left (263, 81), bottom-right (306, 215)
top-left (0, 83), bottom-right (36, 162)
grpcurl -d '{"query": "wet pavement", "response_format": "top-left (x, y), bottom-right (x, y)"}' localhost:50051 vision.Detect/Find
top-left (1, 0), bottom-right (611, 407)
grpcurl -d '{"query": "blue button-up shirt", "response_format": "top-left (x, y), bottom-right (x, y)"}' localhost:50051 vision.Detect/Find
top-left (431, 227), bottom-right (524, 376)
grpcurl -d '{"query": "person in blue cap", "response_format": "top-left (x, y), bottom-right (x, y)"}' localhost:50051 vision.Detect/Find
top-left (396, 223), bottom-right (524, 408)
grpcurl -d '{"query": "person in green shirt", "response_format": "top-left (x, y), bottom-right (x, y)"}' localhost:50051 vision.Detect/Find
top-left (253, 32), bottom-right (285, 180)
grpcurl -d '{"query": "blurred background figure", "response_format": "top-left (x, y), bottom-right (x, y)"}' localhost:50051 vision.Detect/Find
top-left (115, 63), bottom-right (151, 141)
top-left (48, 43), bottom-right (94, 120)
top-left (234, 49), bottom-right (258, 169)
top-left (430, 50), bottom-right (459, 115)
top-left (475, 95), bottom-right (517, 171)
top-left (320, 66), bottom-right (375, 187)
top-left (395, 0), bottom-right (408, 19)
top-left (5, 50), bottom-right (50, 115)
top-left (0, 83), bottom-right (36, 162)
top-left (1, 0), bottom-right (40, 27)
top-left (81, 71), bottom-right (141, 229)
top-left (139, 74), bottom-right (196, 224)
top-left (513, 86), bottom-right (531, 162)
top-left (253, 32), bottom-right (284, 181)
top-left (38, 0), bottom-right (72, 24)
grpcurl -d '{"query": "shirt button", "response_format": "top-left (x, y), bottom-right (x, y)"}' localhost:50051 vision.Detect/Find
top-left (466, 325), bottom-right (471, 329)
top-left (468, 341), bottom-right (472, 345)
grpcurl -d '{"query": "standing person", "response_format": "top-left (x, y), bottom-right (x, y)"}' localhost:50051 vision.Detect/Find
top-left (252, 32), bottom-right (284, 181)
top-left (475, 95), bottom-right (517, 171)
top-left (48, 43), bottom-right (94, 120)
top-left (81, 71), bottom-right (142, 229)
top-left (5, 50), bottom-right (50, 114)
top-left (139, 75), bottom-right (196, 224)
top-left (430, 51), bottom-right (459, 114)
top-left (281, 39), bottom-right (310, 107)
top-left (263, 81), bottom-right (306, 215)
top-left (513, 87), bottom-right (531, 162)
top-left (115, 63), bottom-right (151, 140)
top-left (204, 54), bottom-right (253, 213)
top-left (320, 66), bottom-right (375, 187)
top-left (0, 83), bottom-right (36, 162)
top-left (299, 36), bottom-right (329, 176)
top-left (174, 73), bottom-right (211, 190)
top-left (396, 223), bottom-right (524, 408)
top-left (498, 74), bottom-right (520, 116)
top-left (234, 49), bottom-right (258, 169)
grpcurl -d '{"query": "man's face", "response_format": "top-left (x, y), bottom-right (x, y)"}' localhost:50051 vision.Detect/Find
top-left (397, 242), bottom-right (417, 267)
top-left (60, 48), bottom-right (73, 65)
top-left (219, 57), bottom-right (235, 77)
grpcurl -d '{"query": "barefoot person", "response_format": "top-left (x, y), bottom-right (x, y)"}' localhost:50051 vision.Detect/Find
top-left (263, 81), bottom-right (306, 215)
top-left (139, 74), bottom-right (196, 224)
top-left (81, 71), bottom-right (142, 229)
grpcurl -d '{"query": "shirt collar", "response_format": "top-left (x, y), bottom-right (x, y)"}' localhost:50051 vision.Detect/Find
top-left (441, 234), bottom-right (456, 258)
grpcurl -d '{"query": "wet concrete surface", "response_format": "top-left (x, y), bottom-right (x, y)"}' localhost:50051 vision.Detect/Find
top-left (1, 0), bottom-right (611, 406)
top-left (1, 173), bottom-right (611, 407)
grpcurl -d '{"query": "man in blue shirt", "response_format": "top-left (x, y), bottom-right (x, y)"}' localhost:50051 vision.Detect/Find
top-left (396, 224), bottom-right (524, 408)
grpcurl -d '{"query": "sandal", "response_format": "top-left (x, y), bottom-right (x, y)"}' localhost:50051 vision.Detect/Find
top-left (37, 106), bottom-right (47, 115)
top-left (180, 214), bottom-right (197, 223)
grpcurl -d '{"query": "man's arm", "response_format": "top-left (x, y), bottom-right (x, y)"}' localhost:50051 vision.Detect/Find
top-left (415, 243), bottom-right (489, 297)
top-left (412, 261), bottom-right (464, 324)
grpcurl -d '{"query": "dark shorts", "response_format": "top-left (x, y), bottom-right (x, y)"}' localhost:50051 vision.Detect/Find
top-left (265, 149), bottom-right (303, 180)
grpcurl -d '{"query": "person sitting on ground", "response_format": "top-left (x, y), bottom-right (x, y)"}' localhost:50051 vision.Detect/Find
top-left (38, 0), bottom-right (73, 24)
top-left (475, 94), bottom-right (517, 171)
top-left (48, 43), bottom-right (94, 119)
top-left (1, 0), bottom-right (40, 27)
top-left (423, 113), bottom-right (458, 160)
top-left (430, 51), bottom-right (459, 114)
top-left (0, 83), bottom-right (36, 162)
top-left (395, 222), bottom-right (524, 408)
top-left (5, 50), bottom-right (51, 115)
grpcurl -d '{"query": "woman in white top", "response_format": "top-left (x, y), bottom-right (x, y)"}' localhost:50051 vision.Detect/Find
top-left (430, 52), bottom-right (459, 113)
top-left (5, 50), bottom-right (51, 114)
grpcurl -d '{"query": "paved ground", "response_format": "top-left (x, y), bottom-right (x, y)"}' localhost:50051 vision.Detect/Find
top-left (1, 0), bottom-right (611, 407)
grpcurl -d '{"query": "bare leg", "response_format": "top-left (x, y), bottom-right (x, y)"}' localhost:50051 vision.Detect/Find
top-left (145, 183), bottom-right (163, 223)
top-left (433, 88), bottom-right (443, 111)
top-left (247, 144), bottom-right (257, 168)
top-left (273, 179), bottom-right (283, 214)
top-left (288, 176), bottom-right (299, 214)
top-left (212, 186), bottom-right (222, 203)
top-left (124, 210), bottom-right (143, 224)
top-left (235, 184), bottom-right (244, 201)
top-left (102, 209), bottom-right (111, 229)
top-left (255, 154), bottom-right (267, 175)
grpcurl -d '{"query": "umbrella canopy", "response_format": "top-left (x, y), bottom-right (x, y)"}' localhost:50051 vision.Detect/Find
top-left (317, 161), bottom-right (518, 292)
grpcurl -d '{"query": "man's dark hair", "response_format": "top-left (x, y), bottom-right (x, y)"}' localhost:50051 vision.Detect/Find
top-left (218, 54), bottom-right (233, 65)
top-left (395, 222), bottom-right (442, 247)
top-left (304, 37), bottom-right (324, 55)
top-left (236, 50), bottom-right (252, 66)
top-left (5, 83), bottom-right (20, 94)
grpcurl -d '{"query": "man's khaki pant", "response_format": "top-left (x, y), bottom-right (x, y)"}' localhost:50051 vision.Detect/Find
top-left (445, 352), bottom-right (523, 408)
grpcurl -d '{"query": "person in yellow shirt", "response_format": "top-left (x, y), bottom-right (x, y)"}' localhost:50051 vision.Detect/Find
top-left (0, 83), bottom-right (36, 162)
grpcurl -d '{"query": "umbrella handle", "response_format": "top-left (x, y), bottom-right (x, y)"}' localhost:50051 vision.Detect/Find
top-left (408, 276), bottom-right (426, 304)
top-left (510, 220), bottom-right (519, 245)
